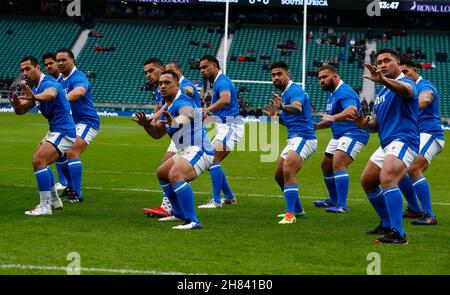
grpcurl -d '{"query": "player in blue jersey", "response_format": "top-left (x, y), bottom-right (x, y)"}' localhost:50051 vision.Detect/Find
top-left (56, 48), bottom-right (100, 203)
top-left (352, 49), bottom-right (419, 244)
top-left (42, 52), bottom-right (61, 80)
top-left (42, 52), bottom-right (68, 191)
top-left (144, 60), bottom-right (203, 218)
top-left (313, 65), bottom-right (369, 213)
top-left (165, 61), bottom-right (201, 108)
top-left (141, 58), bottom-right (176, 218)
top-left (133, 70), bottom-right (215, 230)
top-left (197, 55), bottom-right (243, 209)
top-left (9, 56), bottom-right (76, 216)
top-left (398, 58), bottom-right (445, 225)
top-left (263, 61), bottom-right (317, 224)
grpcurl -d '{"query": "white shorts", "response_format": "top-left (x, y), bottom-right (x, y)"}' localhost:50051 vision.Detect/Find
top-left (419, 133), bottom-right (445, 164)
top-left (325, 136), bottom-right (366, 160)
top-left (171, 146), bottom-right (214, 176)
top-left (281, 137), bottom-right (318, 161)
top-left (370, 141), bottom-right (418, 169)
top-left (76, 123), bottom-right (98, 145)
top-left (167, 140), bottom-right (178, 154)
top-left (212, 122), bottom-right (244, 151)
top-left (41, 132), bottom-right (76, 156)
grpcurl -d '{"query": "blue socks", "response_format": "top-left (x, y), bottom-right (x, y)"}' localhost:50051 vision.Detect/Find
top-left (221, 173), bottom-right (234, 200)
top-left (283, 184), bottom-right (302, 214)
top-left (47, 166), bottom-right (55, 188)
top-left (35, 168), bottom-right (51, 207)
top-left (47, 167), bottom-right (59, 202)
top-left (413, 177), bottom-right (435, 218)
top-left (55, 159), bottom-right (68, 186)
top-left (60, 158), bottom-right (72, 188)
top-left (209, 162), bottom-right (229, 204)
top-left (172, 181), bottom-right (199, 223)
top-left (367, 187), bottom-right (390, 228)
top-left (160, 180), bottom-right (183, 220)
top-left (334, 170), bottom-right (349, 208)
top-left (399, 175), bottom-right (422, 213)
top-left (323, 173), bottom-right (337, 204)
top-left (68, 158), bottom-right (83, 198)
top-left (383, 186), bottom-right (405, 237)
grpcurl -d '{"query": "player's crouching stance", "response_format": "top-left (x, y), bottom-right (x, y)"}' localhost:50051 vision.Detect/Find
top-left (264, 61), bottom-right (317, 224)
top-left (352, 49), bottom-right (419, 244)
top-left (9, 56), bottom-right (76, 216)
top-left (133, 70), bottom-right (214, 230)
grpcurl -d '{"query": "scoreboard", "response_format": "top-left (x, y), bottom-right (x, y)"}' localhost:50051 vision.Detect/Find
top-left (120, 0), bottom-right (450, 13)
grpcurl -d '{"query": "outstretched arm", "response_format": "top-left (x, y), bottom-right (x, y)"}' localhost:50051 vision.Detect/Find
top-left (314, 119), bottom-right (330, 130)
top-left (322, 105), bottom-right (358, 123)
top-left (9, 91), bottom-right (35, 115)
top-left (162, 106), bottom-right (195, 128)
top-left (348, 109), bottom-right (378, 133)
top-left (263, 103), bottom-right (285, 126)
top-left (133, 111), bottom-right (166, 139)
top-left (66, 86), bottom-right (87, 102)
top-left (203, 90), bottom-right (230, 116)
top-left (271, 91), bottom-right (302, 114)
top-left (363, 64), bottom-right (414, 100)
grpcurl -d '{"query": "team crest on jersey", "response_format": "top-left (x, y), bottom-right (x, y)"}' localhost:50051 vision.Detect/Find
top-left (326, 103), bottom-right (333, 111)
top-left (374, 94), bottom-right (386, 106)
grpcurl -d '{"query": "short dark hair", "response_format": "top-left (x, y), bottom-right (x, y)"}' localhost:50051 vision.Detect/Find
top-left (376, 48), bottom-right (400, 60)
top-left (144, 58), bottom-right (163, 67)
top-left (20, 55), bottom-right (39, 66)
top-left (318, 64), bottom-right (339, 75)
top-left (166, 61), bottom-right (182, 71)
top-left (160, 70), bottom-right (179, 82)
top-left (400, 57), bottom-right (416, 68)
top-left (42, 52), bottom-right (57, 62)
top-left (199, 55), bottom-right (220, 69)
top-left (57, 48), bottom-right (75, 60)
top-left (270, 61), bottom-right (289, 71)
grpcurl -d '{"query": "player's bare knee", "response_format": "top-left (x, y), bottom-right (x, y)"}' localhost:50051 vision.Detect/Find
top-left (66, 149), bottom-right (79, 159)
top-left (156, 166), bottom-right (168, 182)
top-left (282, 166), bottom-right (296, 180)
top-left (332, 160), bottom-right (347, 172)
top-left (408, 169), bottom-right (422, 181)
top-left (167, 167), bottom-right (183, 184)
top-left (31, 156), bottom-right (47, 170)
top-left (379, 175), bottom-right (399, 189)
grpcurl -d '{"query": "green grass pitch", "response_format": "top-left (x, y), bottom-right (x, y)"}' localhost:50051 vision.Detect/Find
top-left (0, 113), bottom-right (449, 274)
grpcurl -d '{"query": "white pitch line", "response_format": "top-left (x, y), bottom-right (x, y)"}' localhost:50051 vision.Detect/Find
top-left (9, 184), bottom-right (450, 206)
top-left (0, 264), bottom-right (201, 275)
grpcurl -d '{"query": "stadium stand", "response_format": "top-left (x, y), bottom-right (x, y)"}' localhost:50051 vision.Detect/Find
top-left (227, 26), bottom-right (366, 112)
top-left (75, 20), bottom-right (221, 106)
top-left (0, 17), bottom-right (80, 80)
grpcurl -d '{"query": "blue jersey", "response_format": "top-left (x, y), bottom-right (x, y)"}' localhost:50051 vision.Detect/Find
top-left (33, 74), bottom-right (76, 138)
top-left (180, 76), bottom-right (201, 108)
top-left (280, 82), bottom-right (316, 140)
top-left (154, 87), bottom-right (164, 108)
top-left (416, 77), bottom-right (444, 140)
top-left (373, 74), bottom-right (419, 151)
top-left (212, 72), bottom-right (241, 122)
top-left (58, 68), bottom-right (100, 130)
top-left (326, 81), bottom-right (369, 144)
top-left (160, 92), bottom-right (214, 154)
